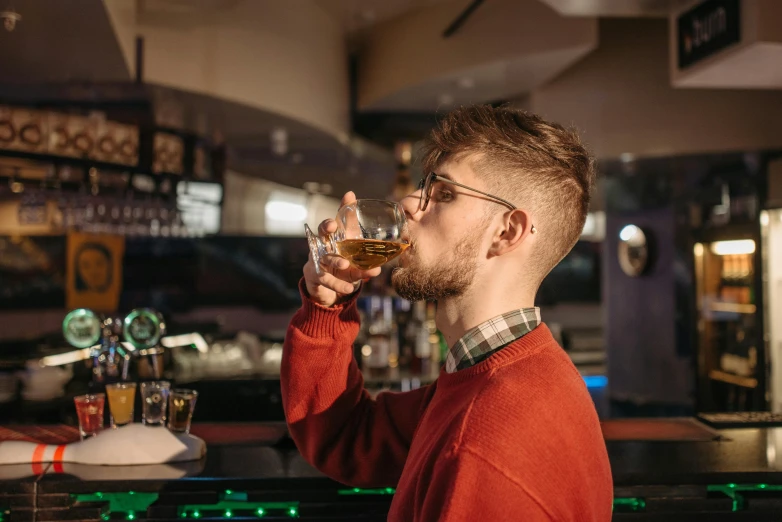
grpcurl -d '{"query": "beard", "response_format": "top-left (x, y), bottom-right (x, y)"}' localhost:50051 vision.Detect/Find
top-left (391, 229), bottom-right (481, 302)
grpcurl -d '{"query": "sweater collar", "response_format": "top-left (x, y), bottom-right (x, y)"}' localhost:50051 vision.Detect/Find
top-left (444, 308), bottom-right (541, 373)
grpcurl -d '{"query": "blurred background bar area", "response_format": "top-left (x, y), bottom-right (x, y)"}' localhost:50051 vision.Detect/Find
top-left (2, 0), bottom-right (782, 519)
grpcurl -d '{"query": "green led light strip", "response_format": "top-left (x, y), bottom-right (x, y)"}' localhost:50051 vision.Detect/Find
top-left (337, 487), bottom-right (396, 496)
top-left (707, 483), bottom-right (782, 512)
top-left (612, 497), bottom-right (646, 512)
top-left (74, 490), bottom-right (299, 519)
top-left (181, 491), bottom-right (298, 518)
top-left (611, 484), bottom-right (782, 514)
top-left (178, 502), bottom-right (299, 519)
top-left (73, 491), bottom-right (159, 519)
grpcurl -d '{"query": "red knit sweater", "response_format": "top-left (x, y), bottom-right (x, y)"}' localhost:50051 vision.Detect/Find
top-left (282, 288), bottom-right (613, 521)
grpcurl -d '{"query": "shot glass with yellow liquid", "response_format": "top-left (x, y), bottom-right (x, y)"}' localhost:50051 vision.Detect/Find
top-left (106, 382), bottom-right (137, 428)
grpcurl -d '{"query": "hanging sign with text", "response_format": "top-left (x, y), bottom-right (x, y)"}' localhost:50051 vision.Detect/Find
top-left (677, 0), bottom-right (741, 70)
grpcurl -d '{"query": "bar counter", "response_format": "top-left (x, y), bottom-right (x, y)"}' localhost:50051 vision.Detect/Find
top-left (2, 419), bottom-right (782, 521)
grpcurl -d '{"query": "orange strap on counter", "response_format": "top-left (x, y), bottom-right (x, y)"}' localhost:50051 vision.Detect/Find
top-left (52, 445), bottom-right (66, 473)
top-left (31, 444), bottom-right (46, 475)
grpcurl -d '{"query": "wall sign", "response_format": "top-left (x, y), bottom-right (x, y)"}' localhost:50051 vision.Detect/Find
top-left (677, 0), bottom-right (740, 70)
top-left (66, 232), bottom-right (125, 313)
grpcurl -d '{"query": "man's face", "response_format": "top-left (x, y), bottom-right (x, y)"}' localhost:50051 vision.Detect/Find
top-left (78, 249), bottom-right (110, 291)
top-left (391, 157), bottom-right (492, 302)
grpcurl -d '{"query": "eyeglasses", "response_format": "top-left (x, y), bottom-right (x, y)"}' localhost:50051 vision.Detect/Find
top-left (418, 172), bottom-right (516, 212)
top-left (417, 172), bottom-right (537, 233)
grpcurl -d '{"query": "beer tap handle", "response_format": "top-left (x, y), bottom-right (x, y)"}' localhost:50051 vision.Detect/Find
top-left (61, 308), bottom-right (104, 382)
top-left (123, 308), bottom-right (166, 380)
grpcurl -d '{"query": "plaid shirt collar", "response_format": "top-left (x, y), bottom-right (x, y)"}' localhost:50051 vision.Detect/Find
top-left (445, 308), bottom-right (542, 373)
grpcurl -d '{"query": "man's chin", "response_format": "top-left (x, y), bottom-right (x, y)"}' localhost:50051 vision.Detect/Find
top-left (390, 267), bottom-right (427, 302)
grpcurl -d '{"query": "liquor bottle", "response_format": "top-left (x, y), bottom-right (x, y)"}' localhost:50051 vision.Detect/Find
top-left (437, 330), bottom-right (449, 366)
top-left (408, 301), bottom-right (430, 375)
top-left (389, 322), bottom-right (400, 372)
top-left (366, 297), bottom-right (391, 378)
top-left (426, 302), bottom-right (446, 368)
top-left (395, 298), bottom-right (413, 371)
top-left (384, 297), bottom-right (399, 372)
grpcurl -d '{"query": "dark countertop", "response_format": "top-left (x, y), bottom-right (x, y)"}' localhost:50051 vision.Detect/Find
top-left (3, 420), bottom-right (782, 520)
top-left (4, 420), bottom-right (780, 486)
top-left (609, 426), bottom-right (782, 486)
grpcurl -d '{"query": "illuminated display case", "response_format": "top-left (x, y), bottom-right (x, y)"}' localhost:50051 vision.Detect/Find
top-left (694, 229), bottom-right (765, 412)
top-left (762, 208), bottom-right (782, 413)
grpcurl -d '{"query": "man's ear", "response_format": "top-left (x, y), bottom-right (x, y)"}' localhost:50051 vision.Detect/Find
top-left (487, 209), bottom-right (535, 257)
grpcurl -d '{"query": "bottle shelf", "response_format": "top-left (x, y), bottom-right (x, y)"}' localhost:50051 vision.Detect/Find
top-left (708, 369), bottom-right (758, 389)
top-left (707, 302), bottom-right (757, 314)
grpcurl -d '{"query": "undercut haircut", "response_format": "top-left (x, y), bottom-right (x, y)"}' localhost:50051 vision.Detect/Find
top-left (420, 104), bottom-right (595, 281)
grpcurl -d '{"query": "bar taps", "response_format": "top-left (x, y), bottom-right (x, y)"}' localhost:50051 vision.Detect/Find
top-left (96, 315), bottom-right (126, 382)
top-left (61, 307), bottom-right (167, 383)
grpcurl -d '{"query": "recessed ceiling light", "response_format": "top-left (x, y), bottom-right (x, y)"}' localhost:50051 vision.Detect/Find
top-left (438, 93), bottom-right (455, 106)
top-left (271, 127), bottom-right (288, 156)
top-left (302, 182), bottom-right (333, 196)
top-left (457, 77), bottom-right (475, 89)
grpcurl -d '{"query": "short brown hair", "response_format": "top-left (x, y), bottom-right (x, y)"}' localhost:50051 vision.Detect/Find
top-left (420, 105), bottom-right (595, 281)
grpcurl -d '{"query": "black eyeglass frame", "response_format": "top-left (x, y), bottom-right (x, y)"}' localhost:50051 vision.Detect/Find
top-left (417, 172), bottom-right (517, 211)
top-left (417, 172), bottom-right (538, 233)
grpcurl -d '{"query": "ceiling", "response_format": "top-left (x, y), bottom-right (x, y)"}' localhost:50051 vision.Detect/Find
top-left (365, 46), bottom-right (594, 112)
top-left (314, 0), bottom-right (457, 42)
top-left (0, 0), bottom-right (130, 84)
top-left (537, 0), bottom-right (689, 17)
top-left (352, 0), bottom-right (598, 114)
top-left (146, 86), bottom-right (396, 199)
top-left (134, 0), bottom-right (245, 28)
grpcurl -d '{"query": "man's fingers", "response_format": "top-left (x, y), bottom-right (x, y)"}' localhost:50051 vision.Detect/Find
top-left (317, 271), bottom-right (360, 295)
top-left (348, 266), bottom-right (381, 280)
top-left (340, 191), bottom-right (357, 208)
top-left (323, 254), bottom-right (350, 271)
top-left (318, 219), bottom-right (338, 236)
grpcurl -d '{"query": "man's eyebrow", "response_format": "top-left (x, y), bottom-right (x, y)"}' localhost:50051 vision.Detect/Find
top-left (433, 171), bottom-right (455, 182)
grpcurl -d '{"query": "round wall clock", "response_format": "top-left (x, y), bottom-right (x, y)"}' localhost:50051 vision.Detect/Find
top-left (618, 224), bottom-right (652, 277)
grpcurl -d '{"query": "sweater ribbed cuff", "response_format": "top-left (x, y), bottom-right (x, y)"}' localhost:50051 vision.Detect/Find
top-left (296, 278), bottom-right (361, 338)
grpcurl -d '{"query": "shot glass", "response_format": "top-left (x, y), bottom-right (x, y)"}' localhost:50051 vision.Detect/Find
top-left (105, 382), bottom-right (137, 428)
top-left (140, 381), bottom-right (171, 426)
top-left (74, 393), bottom-right (105, 439)
top-left (168, 389), bottom-right (198, 434)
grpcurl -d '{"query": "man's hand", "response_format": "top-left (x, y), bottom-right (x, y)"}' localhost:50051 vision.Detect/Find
top-left (303, 192), bottom-right (382, 307)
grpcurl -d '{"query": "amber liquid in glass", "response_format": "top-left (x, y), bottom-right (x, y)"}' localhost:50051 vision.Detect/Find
top-left (336, 239), bottom-right (409, 270)
top-left (168, 394), bottom-right (197, 433)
